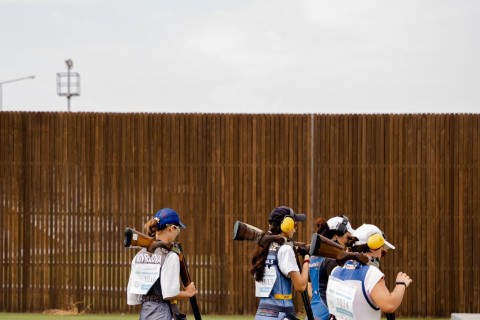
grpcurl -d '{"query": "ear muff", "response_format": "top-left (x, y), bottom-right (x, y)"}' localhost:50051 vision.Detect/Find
top-left (367, 233), bottom-right (385, 250)
top-left (281, 216), bottom-right (295, 233)
top-left (336, 215), bottom-right (349, 234)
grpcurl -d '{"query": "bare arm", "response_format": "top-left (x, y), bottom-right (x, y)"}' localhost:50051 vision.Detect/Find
top-left (307, 281), bottom-right (312, 299)
top-left (165, 282), bottom-right (197, 300)
top-left (289, 254), bottom-right (310, 292)
top-left (370, 272), bottom-right (412, 313)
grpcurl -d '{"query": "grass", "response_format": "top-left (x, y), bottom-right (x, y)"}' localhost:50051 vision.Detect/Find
top-left (0, 313), bottom-right (449, 320)
top-left (0, 315), bottom-right (248, 320)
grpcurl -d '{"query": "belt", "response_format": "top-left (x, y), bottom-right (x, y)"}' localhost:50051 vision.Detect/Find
top-left (142, 295), bottom-right (169, 303)
top-left (257, 304), bottom-right (295, 314)
top-left (274, 293), bottom-right (292, 300)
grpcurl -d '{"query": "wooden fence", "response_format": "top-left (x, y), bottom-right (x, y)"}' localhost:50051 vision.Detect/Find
top-left (0, 112), bottom-right (478, 317)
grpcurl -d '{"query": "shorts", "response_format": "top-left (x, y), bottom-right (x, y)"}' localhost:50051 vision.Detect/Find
top-left (139, 301), bottom-right (173, 320)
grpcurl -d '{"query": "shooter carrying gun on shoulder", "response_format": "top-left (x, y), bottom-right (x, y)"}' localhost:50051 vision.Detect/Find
top-left (125, 208), bottom-right (200, 320)
top-left (326, 224), bottom-right (412, 320)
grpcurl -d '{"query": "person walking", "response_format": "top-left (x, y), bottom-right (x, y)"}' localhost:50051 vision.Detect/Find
top-left (127, 208), bottom-right (197, 320)
top-left (327, 224), bottom-right (412, 320)
top-left (308, 215), bottom-right (355, 320)
top-left (250, 206), bottom-right (310, 320)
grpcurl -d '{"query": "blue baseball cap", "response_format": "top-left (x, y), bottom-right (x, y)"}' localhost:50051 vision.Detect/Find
top-left (154, 208), bottom-right (186, 229)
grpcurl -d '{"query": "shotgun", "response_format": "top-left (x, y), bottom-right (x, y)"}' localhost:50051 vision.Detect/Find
top-left (171, 243), bottom-right (202, 320)
top-left (124, 228), bottom-right (202, 320)
top-left (293, 247), bottom-right (315, 320)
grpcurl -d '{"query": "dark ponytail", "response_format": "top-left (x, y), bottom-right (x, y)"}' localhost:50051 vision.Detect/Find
top-left (250, 225), bottom-right (282, 281)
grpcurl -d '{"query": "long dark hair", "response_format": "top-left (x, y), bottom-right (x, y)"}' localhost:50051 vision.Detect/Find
top-left (250, 225), bottom-right (282, 282)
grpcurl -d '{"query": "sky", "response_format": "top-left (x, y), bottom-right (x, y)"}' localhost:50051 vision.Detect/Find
top-left (1, 0), bottom-right (480, 114)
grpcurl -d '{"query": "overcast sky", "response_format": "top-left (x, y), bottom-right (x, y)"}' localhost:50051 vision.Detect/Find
top-left (1, 0), bottom-right (479, 114)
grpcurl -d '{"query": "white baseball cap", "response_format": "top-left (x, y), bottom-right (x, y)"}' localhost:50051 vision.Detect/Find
top-left (352, 224), bottom-right (395, 250)
top-left (327, 216), bottom-right (355, 234)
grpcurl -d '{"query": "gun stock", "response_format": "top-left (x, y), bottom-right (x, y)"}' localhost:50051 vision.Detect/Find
top-left (309, 233), bottom-right (369, 265)
top-left (124, 228), bottom-right (202, 320)
top-left (124, 228), bottom-right (173, 252)
top-left (125, 227), bottom-right (153, 247)
top-left (233, 220), bottom-right (265, 242)
top-left (233, 220), bottom-right (306, 247)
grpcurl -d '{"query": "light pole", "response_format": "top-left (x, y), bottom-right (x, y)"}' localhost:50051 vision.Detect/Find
top-left (0, 75), bottom-right (35, 111)
top-left (57, 59), bottom-right (80, 112)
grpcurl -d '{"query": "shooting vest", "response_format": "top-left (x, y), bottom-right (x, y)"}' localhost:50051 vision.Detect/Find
top-left (127, 247), bottom-right (172, 304)
top-left (256, 241), bottom-right (295, 317)
top-left (309, 255), bottom-right (330, 320)
top-left (330, 261), bottom-right (381, 320)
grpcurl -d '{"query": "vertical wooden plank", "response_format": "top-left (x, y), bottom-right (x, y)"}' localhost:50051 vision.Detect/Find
top-left (404, 114), bottom-right (409, 290)
top-left (1, 113), bottom-right (7, 309)
top-left (231, 114), bottom-right (240, 314)
top-left (420, 114), bottom-right (427, 317)
top-left (472, 115), bottom-right (480, 311)
top-left (451, 115), bottom-right (459, 314)
top-left (465, 115), bottom-right (474, 312)
top-left (15, 112), bottom-right (22, 312)
top-left (336, 116), bottom-right (344, 215)
top-left (344, 116), bottom-right (352, 221)
top-left (458, 115), bottom-right (465, 312)
top-left (444, 114), bottom-right (451, 314)
top-left (425, 115), bottom-right (433, 316)
top-left (368, 114), bottom-right (375, 223)
top-left (360, 116), bottom-right (367, 221)
top-left (352, 114), bottom-right (358, 224)
top-left (392, 114), bottom-right (398, 275)
top-left (415, 115), bottom-right (423, 317)
top-left (376, 115), bottom-right (385, 244)
top-left (330, 115), bottom-right (337, 215)
top-left (315, 115), bottom-right (323, 217)
top-left (413, 114), bottom-right (419, 316)
top-left (205, 114), bottom-right (214, 314)
top-left (0, 113), bottom-right (5, 309)
top-left (435, 115), bottom-right (442, 315)
top-left (385, 114), bottom-right (394, 278)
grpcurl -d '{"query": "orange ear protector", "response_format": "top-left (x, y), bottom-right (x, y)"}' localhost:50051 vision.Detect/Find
top-left (280, 208), bottom-right (296, 233)
top-left (367, 233), bottom-right (385, 250)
